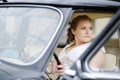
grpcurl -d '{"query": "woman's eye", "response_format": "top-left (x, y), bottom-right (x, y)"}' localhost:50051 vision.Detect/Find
top-left (80, 27), bottom-right (93, 30)
top-left (90, 27), bottom-right (93, 30)
top-left (81, 27), bottom-right (86, 30)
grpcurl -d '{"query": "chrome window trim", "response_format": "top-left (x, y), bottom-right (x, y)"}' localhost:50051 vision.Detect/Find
top-left (118, 28), bottom-right (120, 47)
top-left (82, 72), bottom-right (120, 79)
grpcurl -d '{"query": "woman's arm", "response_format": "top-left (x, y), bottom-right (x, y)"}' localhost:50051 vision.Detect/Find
top-left (89, 51), bottom-right (105, 68)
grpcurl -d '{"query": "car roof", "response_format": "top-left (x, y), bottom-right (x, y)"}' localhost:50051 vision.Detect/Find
top-left (2, 0), bottom-right (120, 7)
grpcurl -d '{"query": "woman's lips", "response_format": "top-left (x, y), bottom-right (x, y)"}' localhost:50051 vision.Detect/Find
top-left (85, 36), bottom-right (90, 37)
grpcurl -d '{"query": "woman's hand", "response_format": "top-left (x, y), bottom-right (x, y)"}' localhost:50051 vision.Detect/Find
top-left (56, 64), bottom-right (65, 76)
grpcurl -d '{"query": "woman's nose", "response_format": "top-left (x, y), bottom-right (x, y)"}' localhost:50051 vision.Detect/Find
top-left (86, 28), bottom-right (90, 33)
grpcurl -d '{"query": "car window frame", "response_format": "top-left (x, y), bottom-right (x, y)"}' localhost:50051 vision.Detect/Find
top-left (0, 3), bottom-right (73, 80)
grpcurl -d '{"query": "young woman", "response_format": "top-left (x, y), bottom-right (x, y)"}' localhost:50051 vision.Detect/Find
top-left (47, 15), bottom-right (105, 76)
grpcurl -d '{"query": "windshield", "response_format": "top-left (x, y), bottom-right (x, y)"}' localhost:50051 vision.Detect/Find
top-left (0, 7), bottom-right (61, 64)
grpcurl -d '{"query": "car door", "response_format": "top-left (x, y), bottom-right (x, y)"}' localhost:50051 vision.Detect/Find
top-left (0, 2), bottom-right (72, 80)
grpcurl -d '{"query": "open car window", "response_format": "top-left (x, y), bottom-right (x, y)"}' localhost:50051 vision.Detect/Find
top-left (0, 7), bottom-right (61, 65)
top-left (51, 11), bottom-right (120, 80)
top-left (56, 12), bottom-right (114, 60)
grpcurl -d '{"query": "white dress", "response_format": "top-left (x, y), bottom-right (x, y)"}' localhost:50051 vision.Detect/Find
top-left (59, 42), bottom-right (105, 69)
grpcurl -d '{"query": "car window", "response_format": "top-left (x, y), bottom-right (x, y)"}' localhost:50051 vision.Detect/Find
top-left (52, 11), bottom-right (120, 80)
top-left (0, 7), bottom-right (61, 64)
top-left (55, 11), bottom-right (117, 71)
top-left (46, 12), bottom-right (115, 80)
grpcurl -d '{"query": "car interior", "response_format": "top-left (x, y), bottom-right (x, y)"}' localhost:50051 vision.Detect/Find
top-left (45, 11), bottom-right (120, 79)
top-left (55, 11), bottom-right (120, 71)
top-left (56, 12), bottom-right (120, 70)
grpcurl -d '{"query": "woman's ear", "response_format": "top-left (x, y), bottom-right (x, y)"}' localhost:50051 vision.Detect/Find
top-left (71, 29), bottom-right (75, 35)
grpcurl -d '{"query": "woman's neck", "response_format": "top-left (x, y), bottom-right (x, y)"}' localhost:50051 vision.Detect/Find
top-left (74, 41), bottom-right (90, 46)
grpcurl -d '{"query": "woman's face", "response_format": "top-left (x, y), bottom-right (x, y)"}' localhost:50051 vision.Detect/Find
top-left (72, 20), bottom-right (93, 44)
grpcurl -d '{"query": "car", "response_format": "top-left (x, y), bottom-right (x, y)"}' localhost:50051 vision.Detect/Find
top-left (0, 0), bottom-right (120, 80)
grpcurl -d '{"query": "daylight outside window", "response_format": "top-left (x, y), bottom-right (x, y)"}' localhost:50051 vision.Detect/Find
top-left (0, 7), bottom-right (61, 64)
